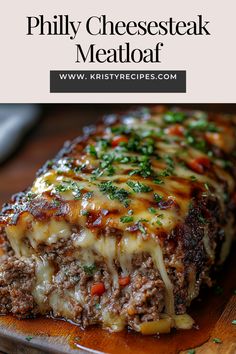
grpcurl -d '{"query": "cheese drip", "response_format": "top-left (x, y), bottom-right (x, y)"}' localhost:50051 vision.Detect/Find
top-left (74, 230), bottom-right (175, 316)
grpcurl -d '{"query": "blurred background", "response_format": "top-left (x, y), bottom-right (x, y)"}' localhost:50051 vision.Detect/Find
top-left (0, 104), bottom-right (235, 206)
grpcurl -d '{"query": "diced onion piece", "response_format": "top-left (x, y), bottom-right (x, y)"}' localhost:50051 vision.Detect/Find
top-left (139, 318), bottom-right (172, 335)
top-left (174, 314), bottom-right (195, 330)
top-left (102, 311), bottom-right (126, 332)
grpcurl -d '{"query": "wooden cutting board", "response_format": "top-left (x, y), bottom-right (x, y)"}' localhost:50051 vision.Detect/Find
top-left (0, 105), bottom-right (236, 354)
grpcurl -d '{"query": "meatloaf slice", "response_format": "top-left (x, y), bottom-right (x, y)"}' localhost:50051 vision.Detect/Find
top-left (0, 106), bottom-right (235, 334)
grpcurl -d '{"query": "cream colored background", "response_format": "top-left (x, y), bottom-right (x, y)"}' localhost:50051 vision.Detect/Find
top-left (0, 0), bottom-right (235, 103)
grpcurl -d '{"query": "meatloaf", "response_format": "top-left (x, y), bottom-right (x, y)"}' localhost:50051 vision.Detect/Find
top-left (0, 106), bottom-right (235, 334)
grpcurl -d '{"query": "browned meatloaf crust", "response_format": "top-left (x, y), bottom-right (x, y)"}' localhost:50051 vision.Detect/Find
top-left (0, 106), bottom-right (235, 334)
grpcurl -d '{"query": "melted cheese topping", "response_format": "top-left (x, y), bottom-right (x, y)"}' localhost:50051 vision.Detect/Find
top-left (1, 107), bottom-right (236, 332)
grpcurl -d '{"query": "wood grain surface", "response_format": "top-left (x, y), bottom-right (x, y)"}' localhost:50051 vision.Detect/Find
top-left (0, 104), bottom-right (235, 354)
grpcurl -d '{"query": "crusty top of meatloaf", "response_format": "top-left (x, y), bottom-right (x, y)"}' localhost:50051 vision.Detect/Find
top-left (0, 106), bottom-right (235, 332)
top-left (1, 106), bottom-right (235, 236)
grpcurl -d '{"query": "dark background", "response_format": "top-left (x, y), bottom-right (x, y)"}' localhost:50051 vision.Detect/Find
top-left (0, 104), bottom-right (235, 205)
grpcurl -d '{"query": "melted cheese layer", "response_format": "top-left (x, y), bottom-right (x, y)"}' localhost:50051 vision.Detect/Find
top-left (1, 106), bottom-right (236, 332)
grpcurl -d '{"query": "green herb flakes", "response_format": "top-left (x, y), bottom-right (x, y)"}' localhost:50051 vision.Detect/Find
top-left (81, 210), bottom-right (89, 216)
top-left (156, 219), bottom-right (163, 226)
top-left (25, 336), bottom-right (33, 342)
top-left (148, 207), bottom-right (157, 214)
top-left (187, 349), bottom-right (195, 354)
top-left (154, 178), bottom-right (164, 185)
top-left (137, 221), bottom-right (146, 235)
top-left (164, 111), bottom-right (186, 124)
top-left (55, 180), bottom-right (82, 200)
top-left (127, 181), bottom-right (153, 193)
top-left (120, 216), bottom-right (134, 223)
top-left (99, 181), bottom-right (130, 207)
top-left (154, 193), bottom-right (163, 203)
top-left (86, 144), bottom-right (97, 157)
top-left (83, 264), bottom-right (96, 276)
top-left (198, 214), bottom-right (206, 224)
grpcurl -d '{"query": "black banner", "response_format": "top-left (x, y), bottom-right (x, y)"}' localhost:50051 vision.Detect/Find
top-left (50, 70), bottom-right (186, 93)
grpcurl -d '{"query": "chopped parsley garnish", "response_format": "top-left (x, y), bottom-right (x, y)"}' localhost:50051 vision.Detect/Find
top-left (25, 192), bottom-right (36, 202)
top-left (127, 181), bottom-right (153, 193)
top-left (95, 303), bottom-right (101, 310)
top-left (98, 181), bottom-right (130, 207)
top-left (25, 336), bottom-right (33, 342)
top-left (232, 320), bottom-right (236, 325)
top-left (106, 165), bottom-right (116, 176)
top-left (86, 144), bottom-right (97, 157)
top-left (81, 210), bottom-right (89, 216)
top-left (55, 184), bottom-right (68, 192)
top-left (186, 135), bottom-right (194, 144)
top-left (163, 111), bottom-right (186, 123)
top-left (190, 175), bottom-right (197, 181)
top-left (154, 193), bottom-right (163, 203)
top-left (154, 178), bottom-right (164, 185)
top-left (53, 200), bottom-right (60, 207)
top-left (140, 138), bottom-right (155, 155)
top-left (91, 152), bottom-right (116, 177)
top-left (212, 338), bottom-right (222, 344)
top-left (111, 125), bottom-right (130, 135)
top-left (158, 168), bottom-right (173, 177)
top-left (156, 213), bottom-right (164, 226)
top-left (139, 218), bottom-right (148, 222)
top-left (137, 220), bottom-right (147, 235)
top-left (91, 167), bottom-right (104, 179)
top-left (74, 336), bottom-right (81, 342)
top-left (187, 349), bottom-right (195, 354)
top-left (55, 180), bottom-right (82, 199)
top-left (129, 156), bottom-right (155, 178)
top-left (97, 138), bottom-right (109, 151)
top-left (148, 207), bottom-right (157, 214)
top-left (47, 160), bottom-right (54, 168)
top-left (222, 159), bottom-right (233, 169)
top-left (188, 119), bottom-right (218, 132)
top-left (156, 219), bottom-right (163, 226)
top-left (184, 132), bottom-right (207, 152)
top-left (100, 153), bottom-right (114, 169)
top-left (207, 150), bottom-right (213, 157)
top-left (198, 214), bottom-right (207, 224)
top-left (163, 155), bottom-right (175, 169)
top-left (120, 216), bottom-right (134, 223)
top-left (84, 191), bottom-right (94, 200)
top-left (83, 264), bottom-right (96, 276)
top-left (117, 132), bottom-right (156, 158)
